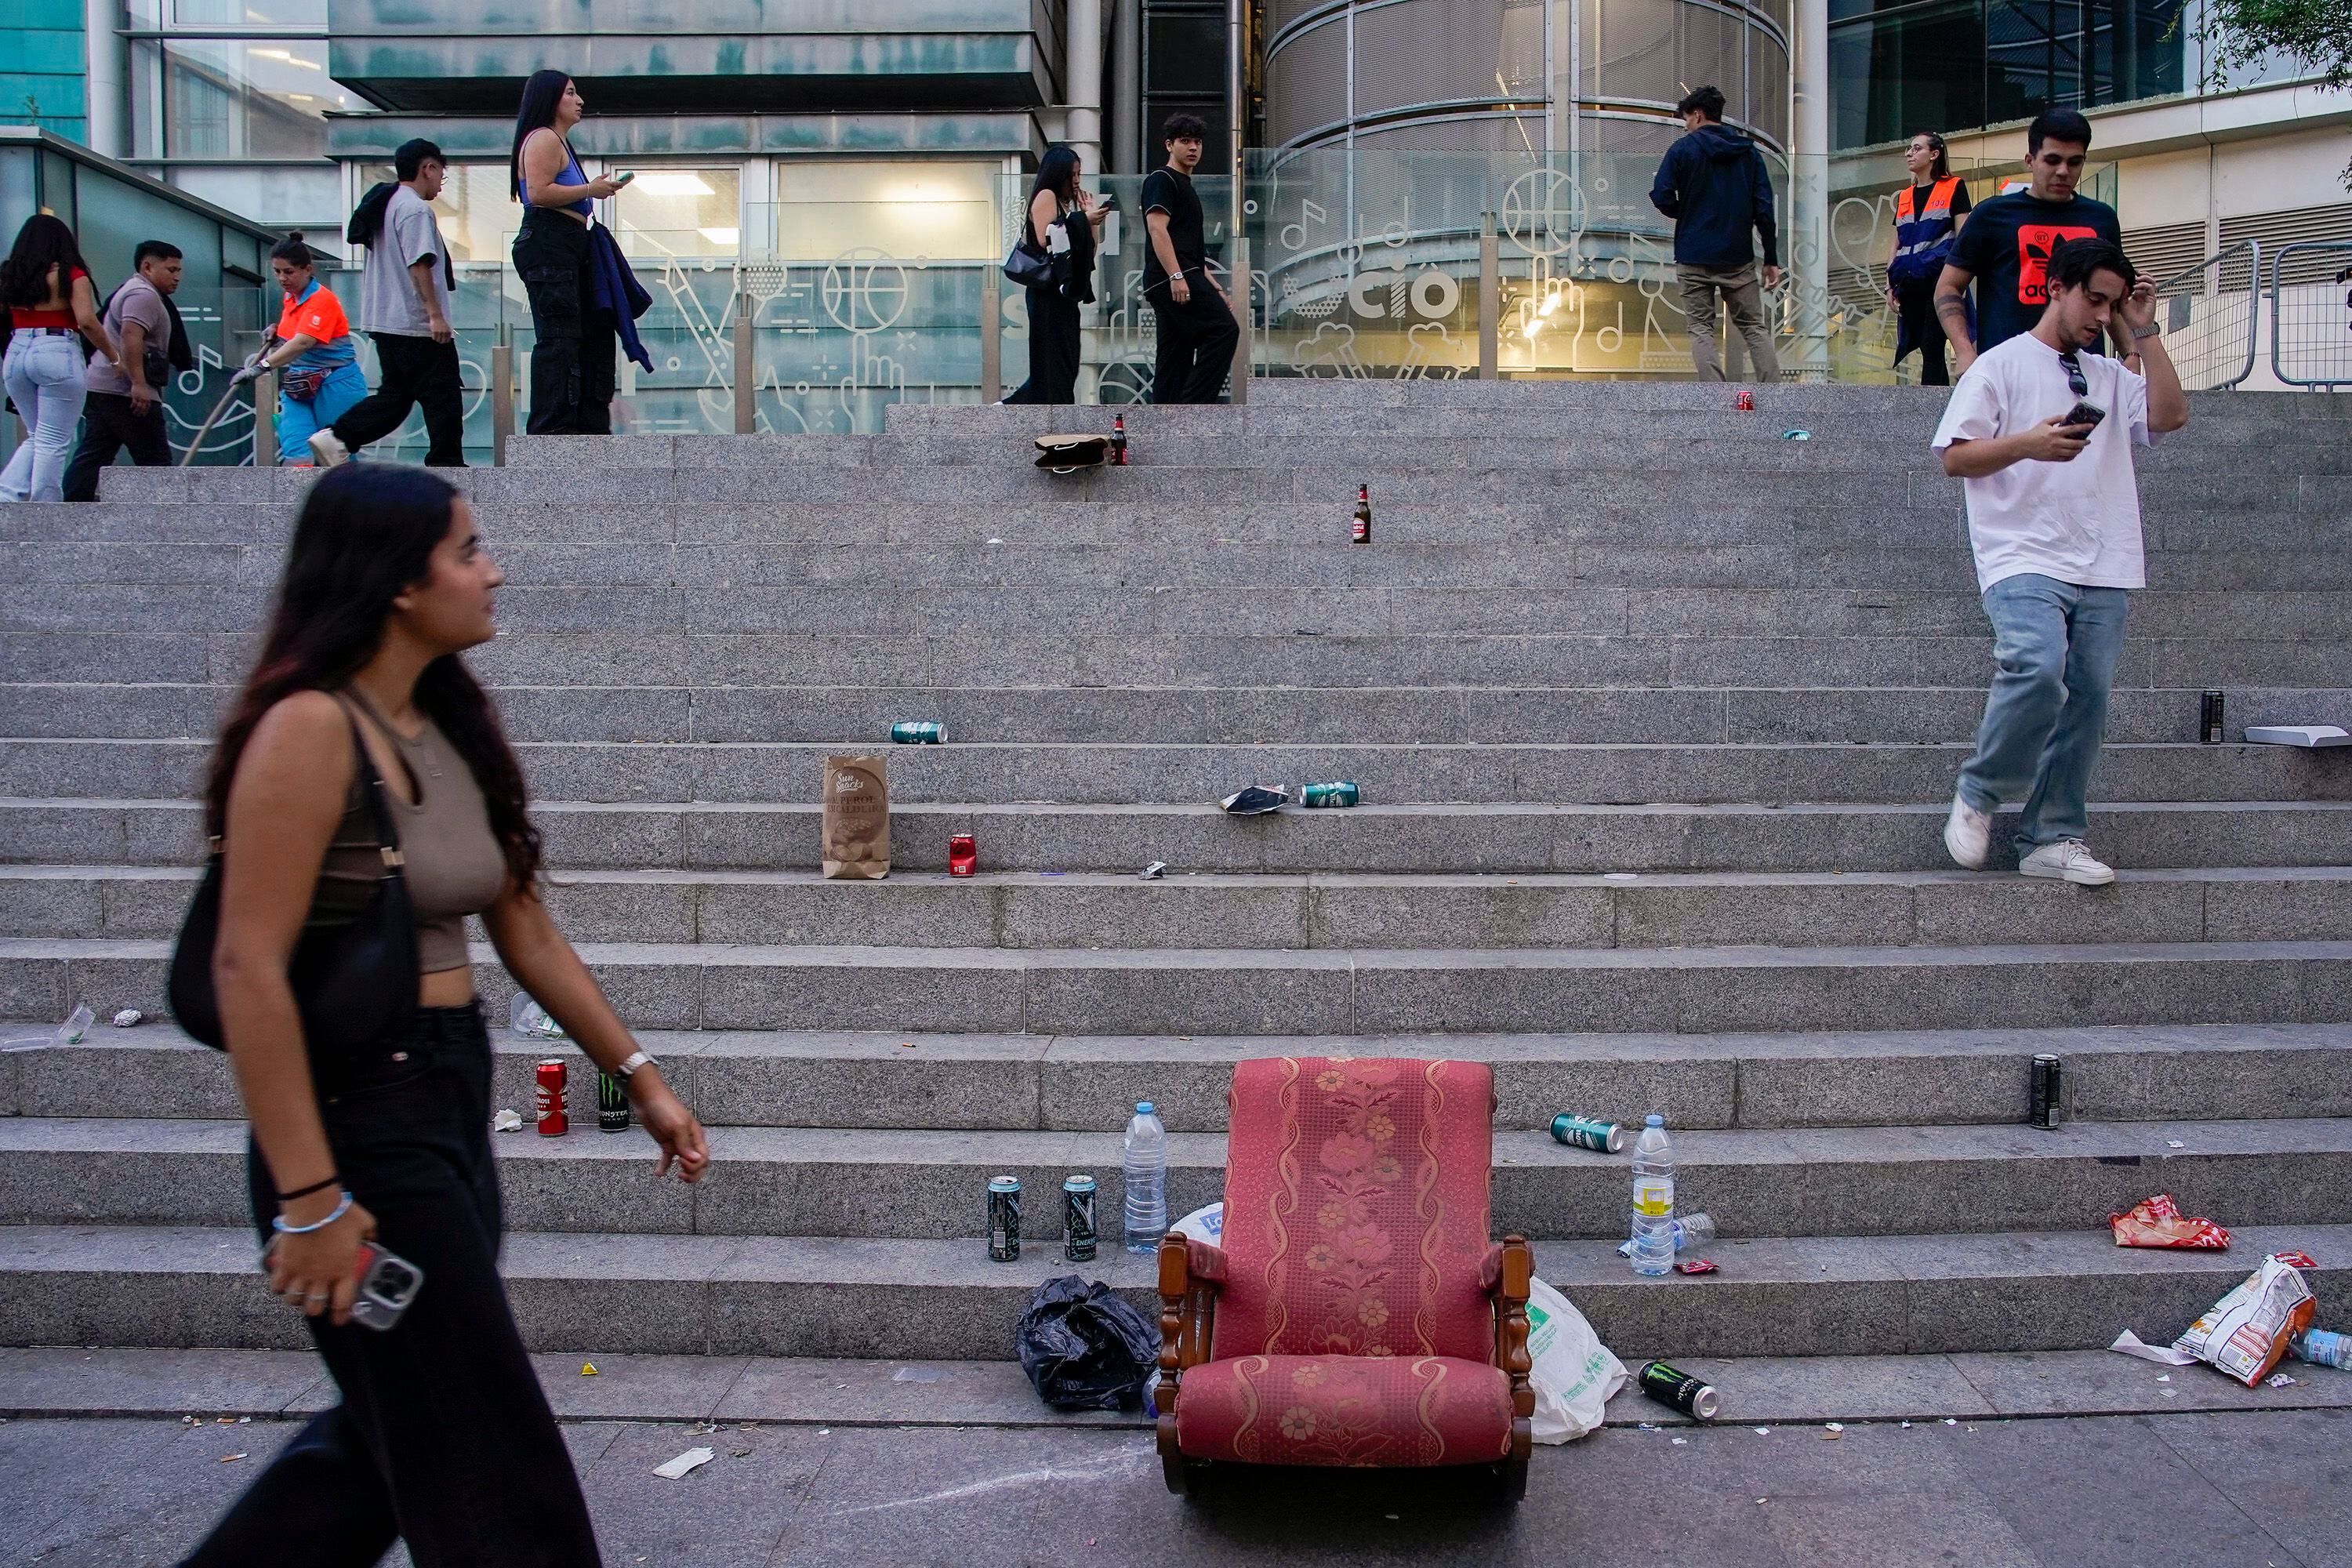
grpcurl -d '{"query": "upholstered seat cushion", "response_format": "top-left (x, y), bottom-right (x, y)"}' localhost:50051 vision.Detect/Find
top-left (1175, 1353), bottom-right (1515, 1468)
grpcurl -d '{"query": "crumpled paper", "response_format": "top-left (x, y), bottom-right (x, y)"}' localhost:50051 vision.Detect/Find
top-left (2110, 1193), bottom-right (2230, 1250)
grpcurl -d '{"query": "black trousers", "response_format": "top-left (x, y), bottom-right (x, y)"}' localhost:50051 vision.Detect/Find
top-left (1148, 270), bottom-right (1240, 405)
top-left (512, 215), bottom-right (616, 436)
top-left (180, 1005), bottom-right (600, 1568)
top-left (1005, 286), bottom-right (1080, 405)
top-left (61, 390), bottom-right (172, 502)
top-left (334, 332), bottom-right (467, 466)
top-left (1897, 284), bottom-right (1951, 387)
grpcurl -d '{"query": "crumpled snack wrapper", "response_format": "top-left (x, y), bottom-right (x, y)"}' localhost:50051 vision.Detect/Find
top-left (2165, 1253), bottom-right (2318, 1387)
top-left (2111, 1192), bottom-right (2230, 1250)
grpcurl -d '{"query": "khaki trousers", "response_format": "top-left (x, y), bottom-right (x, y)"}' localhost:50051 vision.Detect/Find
top-left (1676, 261), bottom-right (1781, 383)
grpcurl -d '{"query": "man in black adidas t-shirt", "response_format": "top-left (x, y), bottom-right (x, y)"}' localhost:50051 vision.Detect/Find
top-left (1141, 112), bottom-right (1239, 404)
top-left (1936, 107), bottom-right (2122, 372)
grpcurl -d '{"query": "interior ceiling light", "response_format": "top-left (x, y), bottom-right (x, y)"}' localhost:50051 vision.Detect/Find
top-left (627, 172), bottom-right (717, 197)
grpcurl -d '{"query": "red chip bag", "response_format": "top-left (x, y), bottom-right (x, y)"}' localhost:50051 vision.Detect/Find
top-left (2110, 1193), bottom-right (2230, 1250)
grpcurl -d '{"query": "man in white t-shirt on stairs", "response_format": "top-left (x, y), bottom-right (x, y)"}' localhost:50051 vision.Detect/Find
top-left (1932, 236), bottom-right (2187, 885)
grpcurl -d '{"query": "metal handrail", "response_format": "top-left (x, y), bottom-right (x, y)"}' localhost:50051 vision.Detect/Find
top-left (2270, 241), bottom-right (2352, 390)
top-left (2146, 239), bottom-right (2259, 391)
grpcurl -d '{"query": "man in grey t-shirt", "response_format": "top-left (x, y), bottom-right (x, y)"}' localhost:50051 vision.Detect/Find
top-left (64, 240), bottom-right (183, 500)
top-left (308, 139), bottom-right (466, 467)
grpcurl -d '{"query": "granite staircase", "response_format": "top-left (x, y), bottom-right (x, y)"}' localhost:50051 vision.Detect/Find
top-left (1, 381), bottom-right (2348, 1373)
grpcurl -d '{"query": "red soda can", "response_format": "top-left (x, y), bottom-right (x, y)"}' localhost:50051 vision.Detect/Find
top-left (535, 1058), bottom-right (568, 1136)
top-left (1735, 389), bottom-right (1755, 412)
top-left (948, 833), bottom-right (978, 877)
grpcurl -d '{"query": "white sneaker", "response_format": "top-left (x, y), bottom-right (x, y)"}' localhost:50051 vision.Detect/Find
top-left (2019, 840), bottom-right (2115, 886)
top-left (1943, 795), bottom-right (1992, 869)
top-left (307, 429), bottom-right (350, 469)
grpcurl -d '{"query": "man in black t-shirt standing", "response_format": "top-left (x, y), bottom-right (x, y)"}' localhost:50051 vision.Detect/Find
top-left (1142, 112), bottom-right (1239, 404)
top-left (1935, 108), bottom-right (2122, 372)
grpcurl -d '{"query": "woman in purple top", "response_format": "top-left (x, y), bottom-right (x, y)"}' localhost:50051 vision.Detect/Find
top-left (510, 70), bottom-right (626, 434)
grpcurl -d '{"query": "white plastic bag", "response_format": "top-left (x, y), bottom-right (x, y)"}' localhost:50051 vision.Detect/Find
top-left (1171, 1202), bottom-right (1223, 1244)
top-left (1525, 1276), bottom-right (1625, 1443)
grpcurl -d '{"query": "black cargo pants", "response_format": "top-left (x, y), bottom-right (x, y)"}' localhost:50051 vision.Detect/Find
top-left (512, 214), bottom-right (617, 437)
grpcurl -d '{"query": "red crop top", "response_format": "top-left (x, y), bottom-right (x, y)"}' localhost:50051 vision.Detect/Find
top-left (9, 266), bottom-right (87, 329)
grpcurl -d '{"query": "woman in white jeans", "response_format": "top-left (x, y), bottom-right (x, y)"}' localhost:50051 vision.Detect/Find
top-left (2, 215), bottom-right (123, 503)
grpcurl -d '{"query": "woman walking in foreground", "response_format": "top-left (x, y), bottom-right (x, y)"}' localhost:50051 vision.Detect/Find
top-left (180, 465), bottom-right (709, 1566)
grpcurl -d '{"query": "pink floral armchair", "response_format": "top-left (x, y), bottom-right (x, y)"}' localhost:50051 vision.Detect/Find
top-left (1156, 1057), bottom-right (1534, 1500)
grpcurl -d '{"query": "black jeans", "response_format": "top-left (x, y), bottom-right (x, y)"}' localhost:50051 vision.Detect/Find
top-left (1148, 270), bottom-right (1239, 405)
top-left (62, 390), bottom-right (172, 501)
top-left (180, 1005), bottom-right (600, 1568)
top-left (1897, 284), bottom-right (1951, 387)
top-left (334, 332), bottom-right (467, 465)
top-left (512, 214), bottom-right (616, 436)
top-left (1006, 286), bottom-right (1080, 405)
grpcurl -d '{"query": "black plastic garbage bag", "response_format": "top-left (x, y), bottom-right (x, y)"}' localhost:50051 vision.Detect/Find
top-left (1015, 1276), bottom-right (1161, 1411)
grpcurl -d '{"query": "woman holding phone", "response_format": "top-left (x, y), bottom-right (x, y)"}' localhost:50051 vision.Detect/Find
top-left (179, 466), bottom-right (709, 1566)
top-left (510, 68), bottom-right (628, 434)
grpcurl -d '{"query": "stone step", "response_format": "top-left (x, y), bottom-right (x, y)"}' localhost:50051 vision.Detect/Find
top-left (7, 738), bottom-right (2346, 808)
top-left (11, 863), bottom-right (2348, 953)
top-left (8, 682), bottom-right (2348, 748)
top-left (11, 627), bottom-right (2352, 694)
top-left (15, 1021), bottom-right (2348, 1131)
top-left (1, 1220), bottom-right (2340, 1359)
top-left (13, 583), bottom-right (2352, 641)
top-left (14, 797), bottom-right (2348, 874)
top-left (2, 1114), bottom-right (2345, 1242)
top-left (5, 933), bottom-right (2347, 1036)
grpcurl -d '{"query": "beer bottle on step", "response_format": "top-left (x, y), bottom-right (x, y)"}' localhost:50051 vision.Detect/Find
top-left (1352, 484), bottom-right (1371, 544)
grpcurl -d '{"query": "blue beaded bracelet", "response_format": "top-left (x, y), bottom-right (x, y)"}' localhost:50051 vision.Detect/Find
top-left (271, 1191), bottom-right (354, 1234)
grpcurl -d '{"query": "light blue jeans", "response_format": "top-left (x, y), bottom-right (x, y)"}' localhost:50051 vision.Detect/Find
top-left (1957, 572), bottom-right (2130, 850)
top-left (274, 361), bottom-right (368, 463)
top-left (1, 332), bottom-right (90, 502)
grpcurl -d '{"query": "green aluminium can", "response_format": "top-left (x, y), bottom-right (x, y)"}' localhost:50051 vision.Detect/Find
top-left (1301, 780), bottom-right (1360, 808)
top-left (1062, 1174), bottom-right (1098, 1262)
top-left (1637, 1360), bottom-right (1720, 1420)
top-left (1550, 1113), bottom-right (1626, 1154)
top-left (596, 1069), bottom-right (631, 1133)
top-left (891, 720), bottom-right (946, 745)
top-left (987, 1175), bottom-right (1022, 1261)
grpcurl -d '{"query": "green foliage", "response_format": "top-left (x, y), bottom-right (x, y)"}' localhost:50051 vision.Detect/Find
top-left (2201, 0), bottom-right (2352, 90)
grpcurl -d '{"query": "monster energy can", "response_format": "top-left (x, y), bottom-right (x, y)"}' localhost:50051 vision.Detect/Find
top-left (891, 720), bottom-right (946, 745)
top-left (1301, 780), bottom-right (1360, 808)
top-left (1637, 1359), bottom-right (1720, 1420)
top-left (1550, 1113), bottom-right (1627, 1154)
top-left (596, 1069), bottom-right (631, 1133)
top-left (1062, 1174), bottom-right (1098, 1262)
top-left (987, 1175), bottom-right (1022, 1261)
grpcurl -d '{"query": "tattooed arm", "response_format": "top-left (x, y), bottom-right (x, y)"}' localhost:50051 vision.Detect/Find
top-left (1933, 262), bottom-right (1977, 375)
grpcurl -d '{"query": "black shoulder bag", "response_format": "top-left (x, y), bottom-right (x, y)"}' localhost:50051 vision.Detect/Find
top-left (168, 710), bottom-right (419, 1054)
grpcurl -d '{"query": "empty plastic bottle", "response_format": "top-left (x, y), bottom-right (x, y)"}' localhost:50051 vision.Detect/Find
top-left (1628, 1114), bottom-right (1675, 1277)
top-left (1617, 1210), bottom-right (1716, 1258)
top-left (1123, 1102), bottom-right (1167, 1255)
top-left (2292, 1327), bottom-right (2351, 1370)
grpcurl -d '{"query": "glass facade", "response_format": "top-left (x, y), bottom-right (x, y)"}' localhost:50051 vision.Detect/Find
top-left (1830, 0), bottom-right (2189, 150)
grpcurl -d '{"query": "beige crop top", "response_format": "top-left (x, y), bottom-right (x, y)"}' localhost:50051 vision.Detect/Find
top-left (306, 693), bottom-right (508, 973)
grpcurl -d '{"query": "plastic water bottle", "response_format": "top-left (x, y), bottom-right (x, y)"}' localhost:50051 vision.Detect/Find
top-left (1123, 1102), bottom-right (1167, 1254)
top-left (1617, 1210), bottom-right (1715, 1258)
top-left (1628, 1114), bottom-right (1675, 1276)
top-left (2293, 1327), bottom-right (2351, 1370)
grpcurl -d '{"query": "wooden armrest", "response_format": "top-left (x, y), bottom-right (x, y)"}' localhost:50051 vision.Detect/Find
top-left (1156, 1232), bottom-right (1221, 1419)
top-left (1491, 1234), bottom-right (1536, 1451)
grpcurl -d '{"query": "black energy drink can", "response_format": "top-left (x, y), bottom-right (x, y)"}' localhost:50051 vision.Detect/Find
top-left (596, 1069), bottom-right (631, 1133)
top-left (1637, 1359), bottom-right (1720, 1420)
top-left (1062, 1174), bottom-right (1098, 1262)
top-left (2030, 1054), bottom-right (2063, 1130)
top-left (988, 1175), bottom-right (1022, 1261)
top-left (2200, 691), bottom-right (2225, 745)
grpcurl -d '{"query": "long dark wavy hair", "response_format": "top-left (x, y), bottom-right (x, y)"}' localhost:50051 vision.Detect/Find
top-left (205, 466), bottom-right (542, 889)
top-left (510, 68), bottom-right (577, 202)
top-left (2, 214), bottom-right (92, 310)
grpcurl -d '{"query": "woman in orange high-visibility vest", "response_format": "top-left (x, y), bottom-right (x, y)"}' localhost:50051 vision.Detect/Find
top-left (1886, 132), bottom-right (1973, 387)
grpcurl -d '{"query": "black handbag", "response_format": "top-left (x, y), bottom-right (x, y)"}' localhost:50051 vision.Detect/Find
top-left (168, 710), bottom-right (418, 1054)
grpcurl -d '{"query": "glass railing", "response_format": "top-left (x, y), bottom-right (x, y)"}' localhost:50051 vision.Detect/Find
top-left (114, 148), bottom-right (2241, 470)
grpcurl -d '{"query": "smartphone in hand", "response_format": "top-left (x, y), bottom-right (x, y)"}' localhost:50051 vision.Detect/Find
top-left (609, 170), bottom-right (635, 187)
top-left (2060, 399), bottom-right (2107, 431)
top-left (262, 1236), bottom-right (426, 1331)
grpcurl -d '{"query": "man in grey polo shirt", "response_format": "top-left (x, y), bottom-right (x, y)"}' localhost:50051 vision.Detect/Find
top-left (308, 139), bottom-right (466, 467)
top-left (63, 240), bottom-right (183, 499)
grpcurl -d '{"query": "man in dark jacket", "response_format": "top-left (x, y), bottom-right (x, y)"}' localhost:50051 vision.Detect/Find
top-left (1650, 85), bottom-right (1783, 383)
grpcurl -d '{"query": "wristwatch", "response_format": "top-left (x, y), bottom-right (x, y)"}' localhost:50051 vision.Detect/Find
top-left (2131, 324), bottom-right (2161, 339)
top-left (612, 1049), bottom-right (655, 1080)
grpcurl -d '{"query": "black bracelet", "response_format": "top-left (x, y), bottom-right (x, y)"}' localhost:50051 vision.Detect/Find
top-left (276, 1174), bottom-right (341, 1203)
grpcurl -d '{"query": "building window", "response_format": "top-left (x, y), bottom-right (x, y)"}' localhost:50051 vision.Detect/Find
top-left (767, 162), bottom-right (996, 262)
top-left (608, 167), bottom-right (745, 261)
top-left (130, 36), bottom-right (349, 159)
